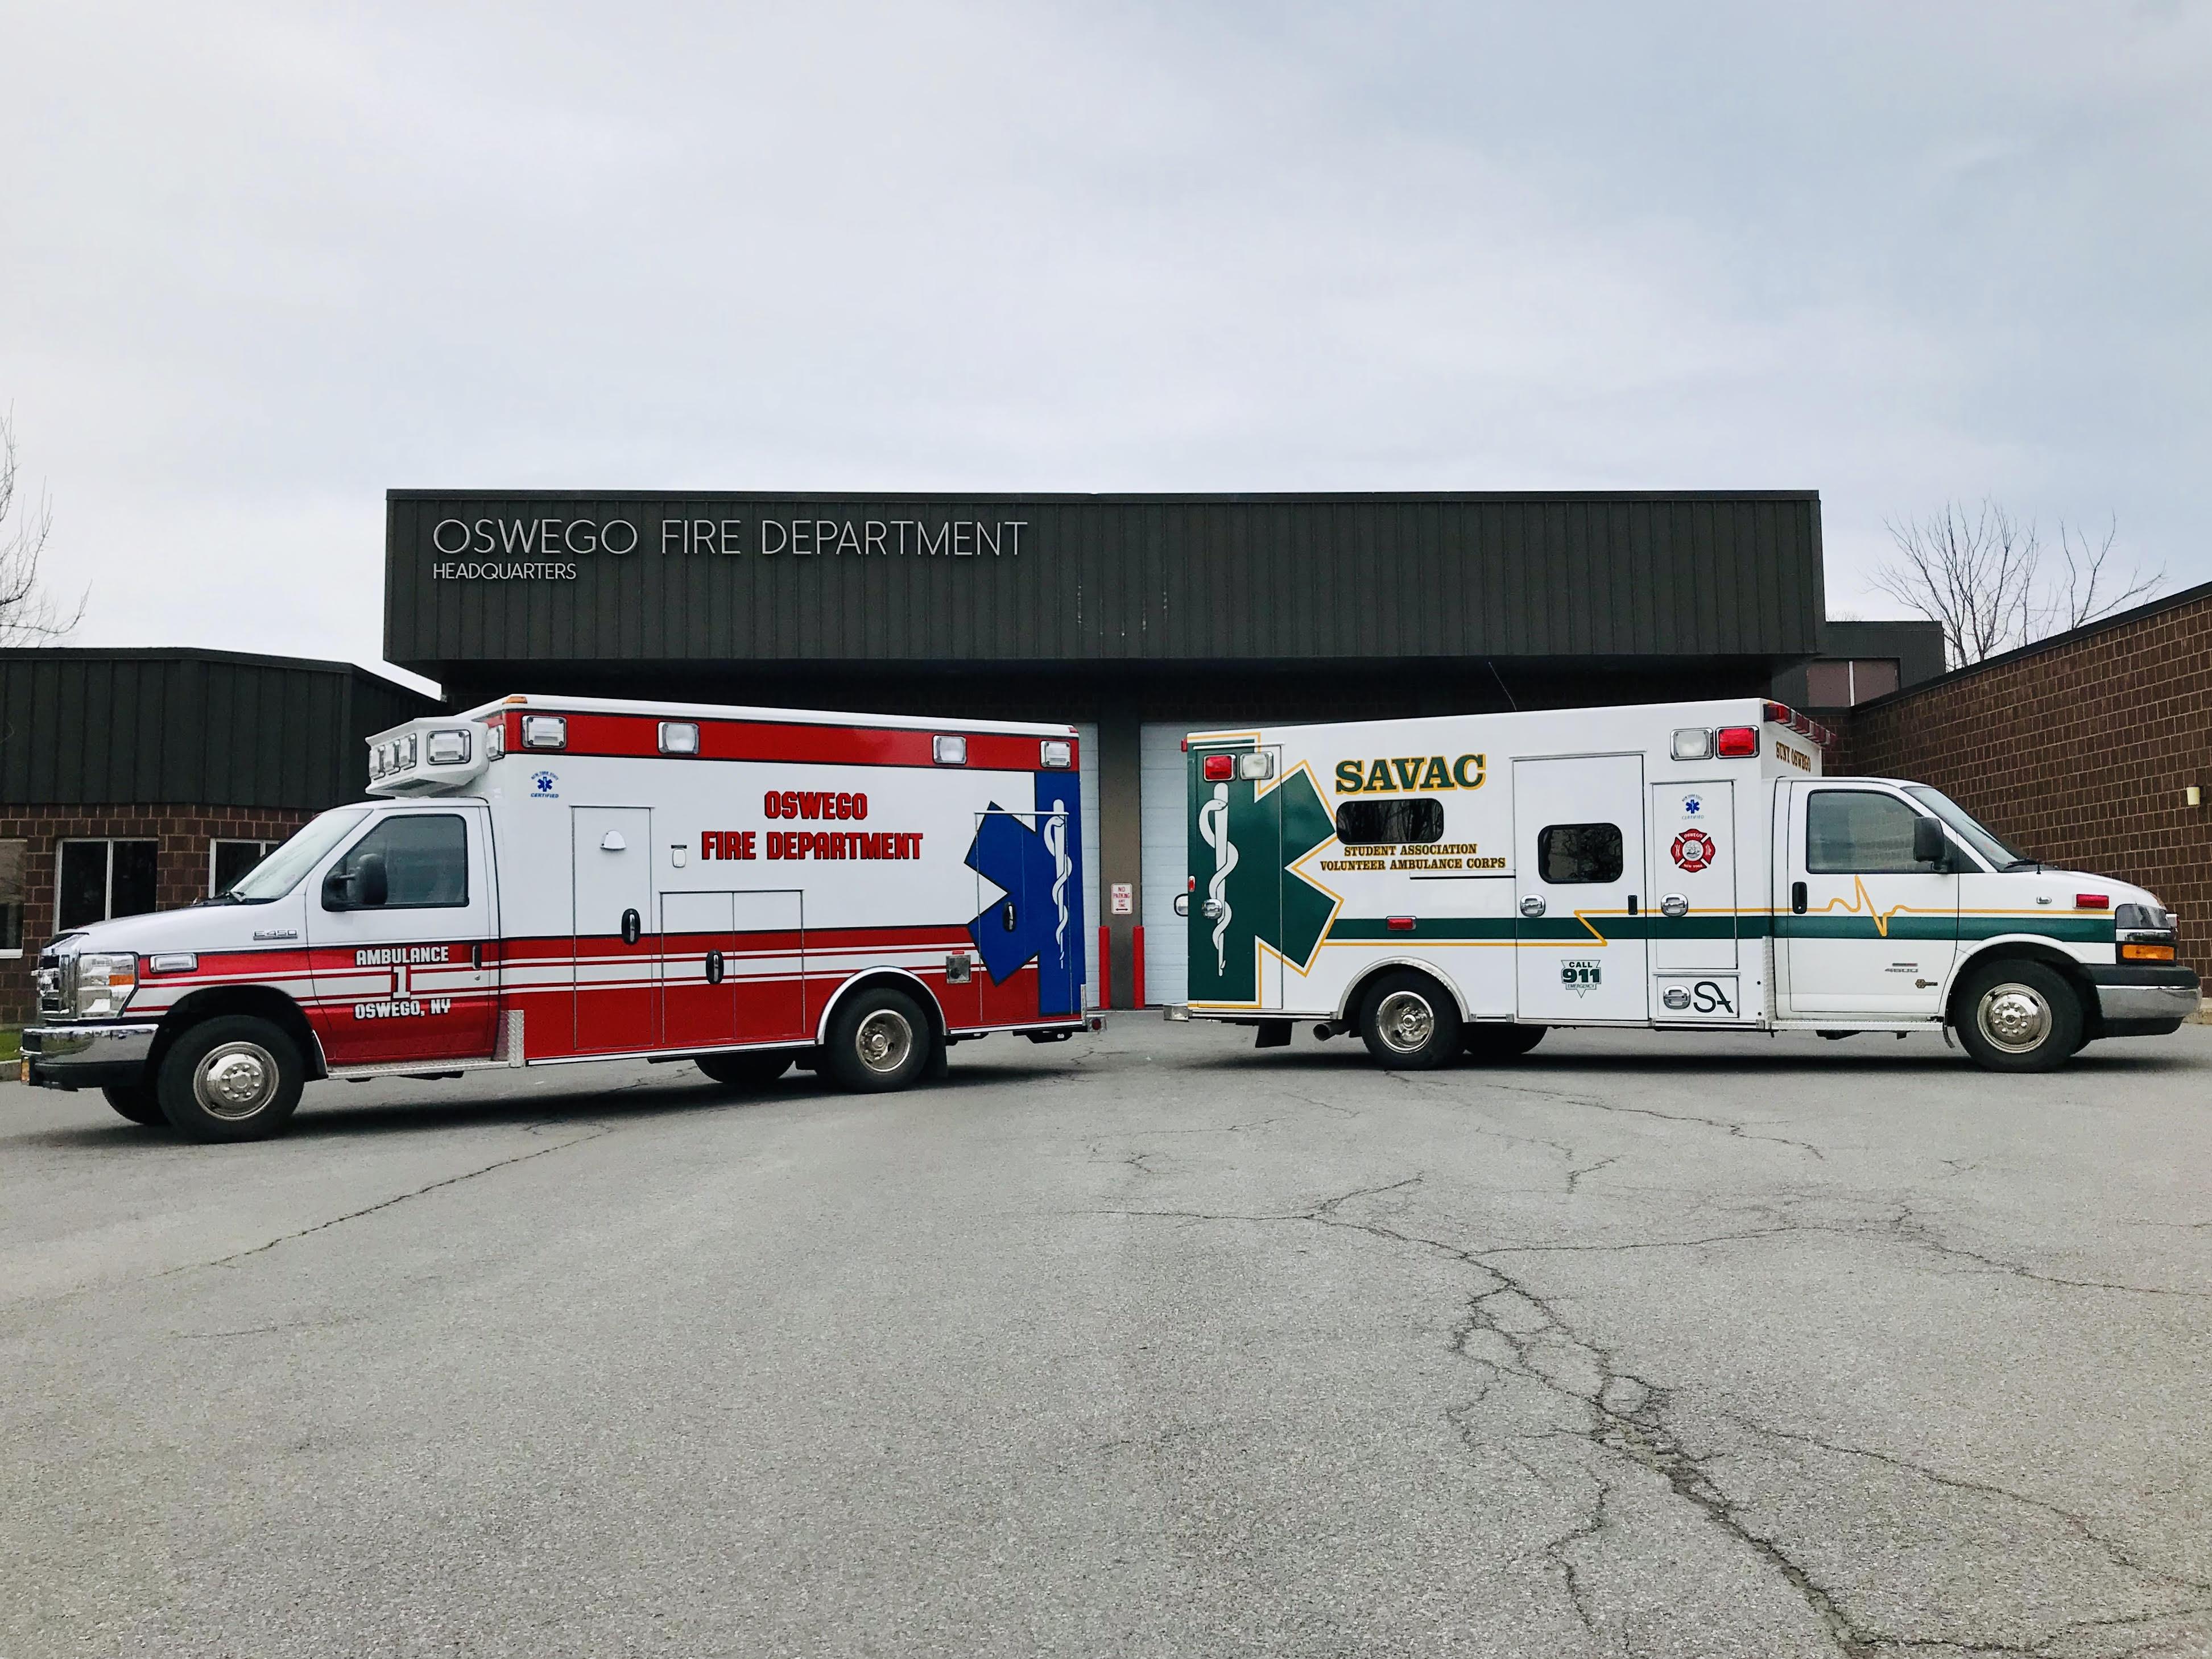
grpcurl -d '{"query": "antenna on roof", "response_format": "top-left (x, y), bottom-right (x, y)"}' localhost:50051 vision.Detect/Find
top-left (1486, 660), bottom-right (1518, 712)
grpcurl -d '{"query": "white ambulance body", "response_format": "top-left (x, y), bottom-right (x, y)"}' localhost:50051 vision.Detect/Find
top-left (23, 696), bottom-right (1094, 1139)
top-left (1171, 697), bottom-right (2197, 1072)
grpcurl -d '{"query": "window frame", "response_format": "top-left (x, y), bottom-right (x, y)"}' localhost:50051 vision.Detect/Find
top-left (1535, 822), bottom-right (1626, 886)
top-left (208, 838), bottom-right (278, 899)
top-left (1803, 788), bottom-right (1943, 876)
top-left (55, 837), bottom-right (162, 933)
top-left (328, 812), bottom-right (473, 911)
top-left (0, 836), bottom-right (24, 958)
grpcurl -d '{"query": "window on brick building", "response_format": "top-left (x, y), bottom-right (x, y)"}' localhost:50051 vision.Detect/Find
top-left (1804, 658), bottom-right (1903, 707)
top-left (210, 839), bottom-right (278, 897)
top-left (0, 839), bottom-right (23, 955)
top-left (57, 839), bottom-right (159, 932)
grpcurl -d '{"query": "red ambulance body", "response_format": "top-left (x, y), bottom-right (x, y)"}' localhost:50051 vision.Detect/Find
top-left (23, 696), bottom-right (1094, 1140)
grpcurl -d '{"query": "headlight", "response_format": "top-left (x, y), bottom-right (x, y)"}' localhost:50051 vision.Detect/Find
top-left (71, 953), bottom-right (138, 1019)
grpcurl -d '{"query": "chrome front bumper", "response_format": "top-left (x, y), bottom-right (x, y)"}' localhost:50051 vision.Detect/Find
top-left (2089, 966), bottom-right (2201, 1032)
top-left (20, 1023), bottom-right (160, 1088)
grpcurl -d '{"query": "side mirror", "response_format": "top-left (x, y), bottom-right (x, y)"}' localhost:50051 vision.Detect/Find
top-left (355, 853), bottom-right (390, 908)
top-left (321, 868), bottom-right (350, 909)
top-left (1912, 816), bottom-right (1946, 867)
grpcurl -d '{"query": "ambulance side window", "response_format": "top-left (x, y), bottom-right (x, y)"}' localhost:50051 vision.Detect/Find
top-left (1336, 799), bottom-right (1444, 847)
top-left (333, 815), bottom-right (470, 908)
top-left (1805, 791), bottom-right (1925, 875)
top-left (1536, 823), bottom-right (1623, 884)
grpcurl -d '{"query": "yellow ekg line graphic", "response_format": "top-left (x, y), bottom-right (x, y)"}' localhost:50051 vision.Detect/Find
top-left (1815, 876), bottom-right (1940, 938)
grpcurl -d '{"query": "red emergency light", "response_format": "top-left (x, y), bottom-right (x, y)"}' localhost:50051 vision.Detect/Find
top-left (1715, 726), bottom-right (1759, 758)
top-left (1202, 754), bottom-right (1235, 781)
top-left (2076, 893), bottom-right (2110, 911)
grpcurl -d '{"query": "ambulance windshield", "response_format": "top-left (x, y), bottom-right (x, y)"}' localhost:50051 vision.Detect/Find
top-left (1903, 785), bottom-right (2035, 870)
top-left (220, 807), bottom-right (373, 902)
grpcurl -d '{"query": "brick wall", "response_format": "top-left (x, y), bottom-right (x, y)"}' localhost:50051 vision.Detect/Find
top-left (0, 804), bottom-right (316, 1024)
top-left (1837, 588), bottom-right (2212, 983)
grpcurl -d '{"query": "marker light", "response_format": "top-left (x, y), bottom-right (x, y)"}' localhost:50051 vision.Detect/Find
top-left (1386, 916), bottom-right (1416, 932)
top-left (402, 735), bottom-right (418, 768)
top-left (425, 729), bottom-right (472, 766)
top-left (932, 735), bottom-right (968, 766)
top-left (522, 715), bottom-right (567, 750)
top-left (2075, 893), bottom-right (2110, 911)
top-left (368, 746), bottom-right (386, 779)
top-left (1671, 727), bottom-right (1715, 761)
top-left (1040, 739), bottom-right (1073, 768)
top-left (1202, 754), bottom-right (1235, 781)
top-left (1715, 726), bottom-right (1759, 758)
top-left (659, 721), bottom-right (700, 756)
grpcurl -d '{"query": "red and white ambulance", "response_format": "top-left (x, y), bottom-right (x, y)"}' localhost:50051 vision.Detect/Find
top-left (23, 696), bottom-right (1094, 1139)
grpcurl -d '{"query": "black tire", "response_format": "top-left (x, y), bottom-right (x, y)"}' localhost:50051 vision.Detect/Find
top-left (1950, 959), bottom-right (2083, 1074)
top-left (155, 1016), bottom-right (306, 1142)
top-left (694, 1050), bottom-right (793, 1090)
top-left (1357, 970), bottom-right (1463, 1070)
top-left (101, 1082), bottom-right (167, 1127)
top-left (822, 987), bottom-right (932, 1093)
top-left (1463, 1023), bottom-right (1545, 1063)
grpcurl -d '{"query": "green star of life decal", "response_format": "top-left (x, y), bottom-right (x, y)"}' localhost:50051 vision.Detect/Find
top-left (1186, 755), bottom-right (1338, 1006)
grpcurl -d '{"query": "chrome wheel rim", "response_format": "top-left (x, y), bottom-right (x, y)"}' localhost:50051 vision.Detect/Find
top-left (854, 1010), bottom-right (915, 1073)
top-left (1977, 982), bottom-right (2052, 1054)
top-left (1376, 991), bottom-right (1436, 1054)
top-left (193, 1041), bottom-right (280, 1120)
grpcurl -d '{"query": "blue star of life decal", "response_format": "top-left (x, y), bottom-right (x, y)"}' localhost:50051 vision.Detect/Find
top-left (1681, 794), bottom-right (1702, 816)
top-left (964, 799), bottom-right (1080, 1016)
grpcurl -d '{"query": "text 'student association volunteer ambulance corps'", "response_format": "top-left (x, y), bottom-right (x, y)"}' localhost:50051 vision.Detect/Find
top-left (23, 696), bottom-right (1097, 1139)
top-left (1171, 697), bottom-right (2197, 1073)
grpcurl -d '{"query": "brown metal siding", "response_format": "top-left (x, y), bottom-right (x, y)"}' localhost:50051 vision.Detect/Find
top-left (386, 491), bottom-right (1824, 672)
top-left (0, 651), bottom-right (441, 810)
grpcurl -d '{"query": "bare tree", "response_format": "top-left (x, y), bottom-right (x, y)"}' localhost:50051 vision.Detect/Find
top-left (1872, 499), bottom-right (2161, 667)
top-left (0, 410), bottom-right (85, 644)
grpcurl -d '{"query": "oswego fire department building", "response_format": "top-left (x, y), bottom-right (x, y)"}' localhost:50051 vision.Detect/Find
top-left (383, 490), bottom-right (1843, 1009)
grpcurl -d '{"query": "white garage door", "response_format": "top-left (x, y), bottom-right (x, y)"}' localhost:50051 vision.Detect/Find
top-left (1139, 722), bottom-right (1194, 1006)
top-left (1076, 723), bottom-right (1101, 1006)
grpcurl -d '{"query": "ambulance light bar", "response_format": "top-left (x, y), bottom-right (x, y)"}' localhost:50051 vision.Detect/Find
top-left (659, 721), bottom-right (700, 756)
top-left (1040, 739), bottom-right (1072, 769)
top-left (522, 715), bottom-right (567, 751)
top-left (425, 729), bottom-right (472, 766)
top-left (485, 722), bottom-right (505, 760)
top-left (933, 735), bottom-right (967, 766)
top-left (1763, 701), bottom-right (1838, 749)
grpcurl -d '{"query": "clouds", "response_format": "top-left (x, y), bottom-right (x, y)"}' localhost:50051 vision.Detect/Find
top-left (3, 0), bottom-right (2205, 672)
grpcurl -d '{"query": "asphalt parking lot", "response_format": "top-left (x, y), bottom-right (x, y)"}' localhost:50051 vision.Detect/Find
top-left (4, 1020), bottom-right (2210, 1659)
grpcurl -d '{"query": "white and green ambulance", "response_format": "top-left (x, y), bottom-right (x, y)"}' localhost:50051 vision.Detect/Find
top-left (1167, 698), bottom-right (2196, 1073)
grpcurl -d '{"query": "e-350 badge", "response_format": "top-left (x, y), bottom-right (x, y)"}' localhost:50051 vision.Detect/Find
top-left (1561, 959), bottom-right (1601, 996)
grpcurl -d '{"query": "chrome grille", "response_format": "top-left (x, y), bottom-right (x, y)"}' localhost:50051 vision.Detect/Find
top-left (35, 950), bottom-right (67, 1019)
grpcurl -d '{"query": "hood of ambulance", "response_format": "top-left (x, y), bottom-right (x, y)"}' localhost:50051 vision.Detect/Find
top-left (1981, 864), bottom-right (2165, 915)
top-left (45, 898), bottom-right (304, 958)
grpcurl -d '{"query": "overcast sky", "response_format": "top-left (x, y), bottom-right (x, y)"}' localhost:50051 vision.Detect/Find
top-left (6, 1), bottom-right (2207, 684)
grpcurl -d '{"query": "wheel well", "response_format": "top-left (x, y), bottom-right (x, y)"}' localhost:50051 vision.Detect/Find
top-left (1335, 960), bottom-right (1470, 1027)
top-left (1947, 943), bottom-right (2098, 1031)
top-left (153, 987), bottom-right (328, 1081)
top-left (813, 970), bottom-right (948, 1046)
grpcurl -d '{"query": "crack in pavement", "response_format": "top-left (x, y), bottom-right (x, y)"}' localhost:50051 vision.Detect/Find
top-left (1479, 1079), bottom-right (1831, 1161)
top-left (1095, 1174), bottom-right (2206, 1656)
top-left (173, 1122), bottom-right (617, 1273)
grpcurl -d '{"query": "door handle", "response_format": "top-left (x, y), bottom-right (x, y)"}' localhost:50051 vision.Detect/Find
top-left (1791, 881), bottom-right (1808, 915)
top-left (705, 949), bottom-right (724, 985)
top-left (1627, 894), bottom-right (1638, 917)
top-left (1660, 894), bottom-right (1689, 918)
top-left (1519, 895), bottom-right (1547, 918)
top-left (621, 908), bottom-right (641, 945)
top-left (1002, 900), bottom-right (1018, 932)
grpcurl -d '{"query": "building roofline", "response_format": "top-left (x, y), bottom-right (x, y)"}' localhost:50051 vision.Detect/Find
top-left (1846, 577), bottom-right (2212, 714)
top-left (0, 644), bottom-right (436, 696)
top-left (387, 487), bottom-right (1821, 505)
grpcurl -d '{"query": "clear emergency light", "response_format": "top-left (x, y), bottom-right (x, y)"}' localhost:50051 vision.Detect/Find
top-left (425, 729), bottom-right (472, 766)
top-left (659, 721), bottom-right (700, 755)
top-left (522, 715), bottom-right (567, 750)
top-left (933, 736), bottom-right (967, 766)
top-left (1040, 739), bottom-right (1072, 768)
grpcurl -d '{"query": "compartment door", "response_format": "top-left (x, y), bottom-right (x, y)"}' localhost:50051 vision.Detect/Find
top-left (731, 891), bottom-right (808, 1043)
top-left (573, 807), bottom-right (655, 1054)
top-left (1649, 781), bottom-right (1746, 1021)
top-left (1513, 756), bottom-right (1649, 1023)
top-left (661, 891), bottom-right (738, 1049)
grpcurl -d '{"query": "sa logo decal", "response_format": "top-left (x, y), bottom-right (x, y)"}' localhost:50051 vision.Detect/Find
top-left (1671, 829), bottom-right (1717, 874)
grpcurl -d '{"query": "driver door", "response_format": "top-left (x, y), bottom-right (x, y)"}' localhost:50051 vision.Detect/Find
top-left (1781, 784), bottom-right (1959, 1016)
top-left (305, 806), bottom-right (501, 1065)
